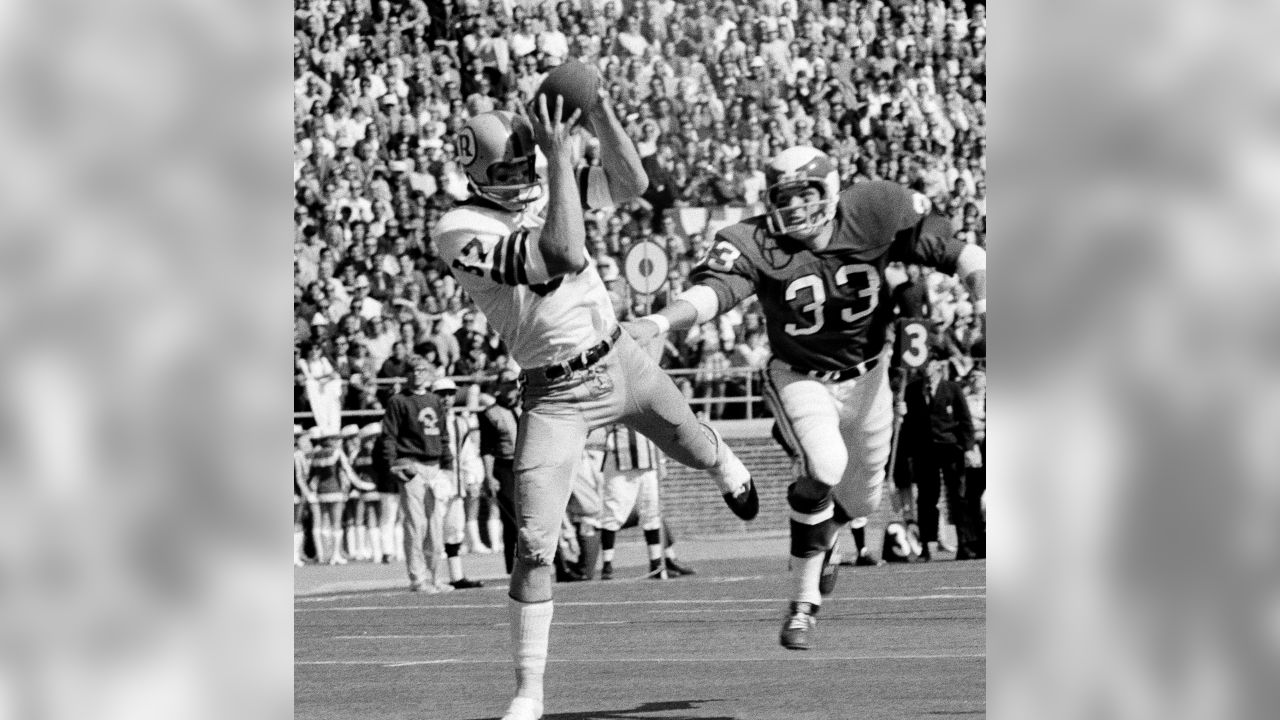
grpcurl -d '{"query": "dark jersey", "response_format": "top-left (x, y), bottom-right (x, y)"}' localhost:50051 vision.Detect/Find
top-left (689, 180), bottom-right (966, 372)
top-left (380, 391), bottom-right (455, 470)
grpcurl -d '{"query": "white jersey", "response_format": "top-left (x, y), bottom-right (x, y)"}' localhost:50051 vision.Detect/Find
top-left (435, 168), bottom-right (617, 369)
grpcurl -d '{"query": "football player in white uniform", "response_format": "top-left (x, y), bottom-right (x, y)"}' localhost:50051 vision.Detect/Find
top-left (626, 146), bottom-right (987, 650)
top-left (434, 91), bottom-right (757, 720)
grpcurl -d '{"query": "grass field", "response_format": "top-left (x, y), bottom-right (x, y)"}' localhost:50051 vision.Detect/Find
top-left (295, 535), bottom-right (985, 720)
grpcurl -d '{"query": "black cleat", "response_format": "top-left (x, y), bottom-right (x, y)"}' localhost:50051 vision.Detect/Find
top-left (854, 549), bottom-right (880, 567)
top-left (450, 578), bottom-right (484, 589)
top-left (819, 547), bottom-right (839, 596)
top-left (779, 601), bottom-right (819, 650)
top-left (723, 476), bottom-right (759, 521)
top-left (600, 562), bottom-right (614, 580)
top-left (664, 558), bottom-right (697, 577)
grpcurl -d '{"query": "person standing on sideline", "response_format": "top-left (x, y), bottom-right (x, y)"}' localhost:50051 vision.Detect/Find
top-left (478, 370), bottom-right (520, 574)
top-left (430, 377), bottom-right (485, 589)
top-left (381, 356), bottom-right (457, 592)
top-left (901, 342), bottom-right (974, 561)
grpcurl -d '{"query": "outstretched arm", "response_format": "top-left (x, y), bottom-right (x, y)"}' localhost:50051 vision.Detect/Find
top-left (527, 95), bottom-right (586, 277)
top-left (586, 87), bottom-right (648, 202)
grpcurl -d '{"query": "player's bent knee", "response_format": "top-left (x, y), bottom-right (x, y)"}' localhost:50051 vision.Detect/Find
top-left (790, 476), bottom-right (834, 506)
top-left (509, 559), bottom-right (553, 603)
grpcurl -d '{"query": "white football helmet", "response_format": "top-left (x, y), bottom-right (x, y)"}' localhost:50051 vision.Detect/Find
top-left (764, 146), bottom-right (840, 242)
top-left (457, 111), bottom-right (542, 210)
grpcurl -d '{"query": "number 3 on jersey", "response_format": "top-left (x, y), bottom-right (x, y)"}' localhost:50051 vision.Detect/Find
top-left (896, 319), bottom-right (929, 368)
top-left (783, 264), bottom-right (879, 336)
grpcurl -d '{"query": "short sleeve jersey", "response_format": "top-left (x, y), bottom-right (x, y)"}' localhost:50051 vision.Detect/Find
top-left (689, 180), bottom-right (966, 372)
top-left (434, 167), bottom-right (618, 369)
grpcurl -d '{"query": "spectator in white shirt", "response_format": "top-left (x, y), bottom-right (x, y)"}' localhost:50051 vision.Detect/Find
top-left (349, 274), bottom-right (384, 321)
top-left (538, 13), bottom-right (570, 65)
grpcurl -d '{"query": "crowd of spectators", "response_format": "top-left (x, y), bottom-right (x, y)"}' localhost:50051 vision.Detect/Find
top-left (293, 0), bottom-right (987, 420)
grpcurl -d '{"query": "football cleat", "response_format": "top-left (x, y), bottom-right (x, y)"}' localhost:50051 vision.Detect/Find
top-left (819, 546), bottom-right (839, 597)
top-left (647, 559), bottom-right (669, 580)
top-left (664, 558), bottom-right (697, 577)
top-left (600, 562), bottom-right (614, 580)
top-left (854, 549), bottom-right (880, 567)
top-left (779, 601), bottom-right (819, 650)
top-left (723, 476), bottom-right (759, 521)
top-left (450, 578), bottom-right (484, 590)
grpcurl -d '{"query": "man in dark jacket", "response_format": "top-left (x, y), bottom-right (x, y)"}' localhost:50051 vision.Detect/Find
top-left (478, 370), bottom-right (520, 574)
top-left (901, 342), bottom-right (974, 561)
top-left (382, 356), bottom-right (457, 591)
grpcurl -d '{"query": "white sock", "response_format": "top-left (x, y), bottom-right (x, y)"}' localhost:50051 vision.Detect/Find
top-left (791, 553), bottom-right (825, 607)
top-left (293, 530), bottom-right (304, 562)
top-left (509, 599), bottom-right (553, 704)
top-left (466, 520), bottom-right (486, 549)
top-left (448, 555), bottom-right (463, 582)
top-left (369, 525), bottom-right (383, 561)
top-left (647, 544), bottom-right (663, 562)
top-left (601, 549), bottom-right (615, 564)
top-left (356, 525), bottom-right (369, 558)
top-left (381, 522), bottom-right (396, 559)
top-left (319, 528), bottom-right (332, 561)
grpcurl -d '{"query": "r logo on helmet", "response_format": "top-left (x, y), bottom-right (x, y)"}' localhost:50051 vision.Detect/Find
top-left (458, 127), bottom-right (478, 167)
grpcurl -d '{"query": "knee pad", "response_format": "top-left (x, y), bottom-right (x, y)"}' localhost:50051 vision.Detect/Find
top-left (787, 482), bottom-right (837, 558)
top-left (787, 479), bottom-right (833, 515)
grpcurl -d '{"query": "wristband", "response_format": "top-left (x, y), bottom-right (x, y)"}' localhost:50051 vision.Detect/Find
top-left (640, 314), bottom-right (670, 335)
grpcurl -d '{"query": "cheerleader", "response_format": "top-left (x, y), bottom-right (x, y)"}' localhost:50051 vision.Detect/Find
top-left (294, 425), bottom-right (318, 566)
top-left (310, 429), bottom-right (362, 564)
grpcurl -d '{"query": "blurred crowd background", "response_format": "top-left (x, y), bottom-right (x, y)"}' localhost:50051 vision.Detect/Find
top-left (293, 0), bottom-right (988, 422)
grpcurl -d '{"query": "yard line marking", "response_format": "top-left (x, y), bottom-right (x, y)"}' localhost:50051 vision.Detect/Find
top-left (296, 653), bottom-right (985, 668)
top-left (647, 609), bottom-right (776, 614)
top-left (331, 634), bottom-right (468, 639)
top-left (937, 586), bottom-right (986, 590)
top-left (295, 594), bottom-right (984, 612)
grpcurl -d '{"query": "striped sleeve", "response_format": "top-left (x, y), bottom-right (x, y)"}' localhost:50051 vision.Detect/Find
top-left (440, 227), bottom-right (553, 288)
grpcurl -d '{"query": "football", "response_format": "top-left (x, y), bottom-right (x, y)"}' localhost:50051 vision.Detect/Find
top-left (534, 60), bottom-right (601, 123)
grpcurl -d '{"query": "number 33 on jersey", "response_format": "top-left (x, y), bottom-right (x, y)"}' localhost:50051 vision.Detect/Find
top-left (690, 181), bottom-right (968, 374)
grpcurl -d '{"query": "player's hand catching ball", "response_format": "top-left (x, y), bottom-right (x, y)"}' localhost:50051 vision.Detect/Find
top-left (525, 93), bottom-right (582, 160)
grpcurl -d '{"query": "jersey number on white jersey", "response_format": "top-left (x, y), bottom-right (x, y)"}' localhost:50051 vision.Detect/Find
top-left (450, 229), bottom-right (563, 297)
top-left (783, 264), bottom-right (880, 336)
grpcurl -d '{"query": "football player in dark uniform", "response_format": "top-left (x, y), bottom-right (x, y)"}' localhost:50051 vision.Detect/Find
top-left (625, 146), bottom-right (987, 650)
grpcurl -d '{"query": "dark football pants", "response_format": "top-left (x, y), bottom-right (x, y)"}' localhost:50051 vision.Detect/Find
top-left (912, 444), bottom-right (965, 545)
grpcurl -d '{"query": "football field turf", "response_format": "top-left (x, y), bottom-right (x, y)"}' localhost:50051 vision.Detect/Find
top-left (295, 540), bottom-right (985, 719)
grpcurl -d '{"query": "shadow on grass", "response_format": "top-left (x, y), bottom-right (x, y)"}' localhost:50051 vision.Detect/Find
top-left (464, 698), bottom-right (736, 720)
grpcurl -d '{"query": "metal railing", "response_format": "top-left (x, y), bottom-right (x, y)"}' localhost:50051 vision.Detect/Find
top-left (294, 366), bottom-right (770, 422)
top-left (293, 358), bottom-right (986, 424)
